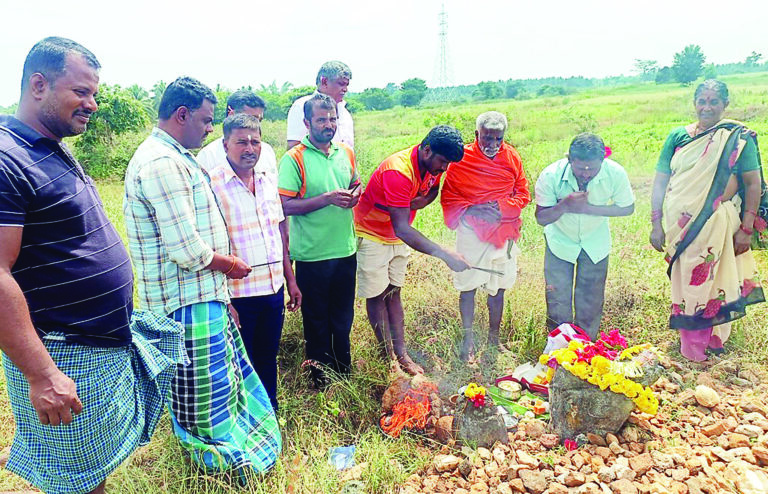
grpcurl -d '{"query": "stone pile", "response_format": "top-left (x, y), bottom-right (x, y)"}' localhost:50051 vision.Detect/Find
top-left (398, 365), bottom-right (768, 494)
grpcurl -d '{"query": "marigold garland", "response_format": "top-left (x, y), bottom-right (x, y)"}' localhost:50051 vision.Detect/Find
top-left (539, 332), bottom-right (660, 415)
top-left (464, 382), bottom-right (487, 407)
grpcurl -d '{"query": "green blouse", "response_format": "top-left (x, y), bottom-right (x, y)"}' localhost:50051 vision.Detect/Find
top-left (656, 126), bottom-right (760, 174)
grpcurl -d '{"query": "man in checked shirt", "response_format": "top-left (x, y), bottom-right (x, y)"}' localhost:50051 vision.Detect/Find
top-left (208, 114), bottom-right (301, 410)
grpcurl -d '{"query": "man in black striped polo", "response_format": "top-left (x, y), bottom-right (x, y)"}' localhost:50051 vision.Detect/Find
top-left (0, 37), bottom-right (183, 494)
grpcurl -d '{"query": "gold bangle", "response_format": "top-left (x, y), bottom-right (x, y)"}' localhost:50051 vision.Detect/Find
top-left (223, 256), bottom-right (236, 275)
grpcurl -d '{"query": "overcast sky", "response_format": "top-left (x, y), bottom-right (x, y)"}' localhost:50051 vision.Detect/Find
top-left (2, 0), bottom-right (767, 106)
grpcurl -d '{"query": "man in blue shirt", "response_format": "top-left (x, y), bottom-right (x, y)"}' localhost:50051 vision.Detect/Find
top-left (0, 37), bottom-right (182, 494)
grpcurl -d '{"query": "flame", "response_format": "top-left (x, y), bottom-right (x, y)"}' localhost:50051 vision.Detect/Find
top-left (380, 388), bottom-right (431, 438)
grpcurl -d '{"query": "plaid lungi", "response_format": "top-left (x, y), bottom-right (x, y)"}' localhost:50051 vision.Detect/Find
top-left (2, 310), bottom-right (186, 494)
top-left (168, 301), bottom-right (281, 473)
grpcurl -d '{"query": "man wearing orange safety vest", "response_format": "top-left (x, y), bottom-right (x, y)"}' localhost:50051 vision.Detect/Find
top-left (354, 126), bottom-right (471, 375)
top-left (277, 93), bottom-right (360, 388)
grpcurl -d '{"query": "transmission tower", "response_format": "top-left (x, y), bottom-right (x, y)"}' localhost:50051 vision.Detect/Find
top-left (426, 2), bottom-right (457, 102)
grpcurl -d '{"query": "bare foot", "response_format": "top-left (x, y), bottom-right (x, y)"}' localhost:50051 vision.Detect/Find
top-left (397, 355), bottom-right (424, 375)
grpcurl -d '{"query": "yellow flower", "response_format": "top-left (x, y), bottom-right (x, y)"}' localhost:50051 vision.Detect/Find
top-left (591, 355), bottom-right (611, 375)
top-left (539, 354), bottom-right (550, 365)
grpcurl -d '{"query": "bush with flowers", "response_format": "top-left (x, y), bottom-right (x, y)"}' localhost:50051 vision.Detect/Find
top-left (538, 330), bottom-right (660, 415)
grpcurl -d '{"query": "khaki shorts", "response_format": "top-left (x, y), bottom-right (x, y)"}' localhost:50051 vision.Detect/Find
top-left (356, 237), bottom-right (410, 298)
top-left (453, 222), bottom-right (520, 296)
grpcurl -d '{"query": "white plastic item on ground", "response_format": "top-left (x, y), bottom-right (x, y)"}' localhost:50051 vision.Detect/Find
top-left (511, 362), bottom-right (547, 382)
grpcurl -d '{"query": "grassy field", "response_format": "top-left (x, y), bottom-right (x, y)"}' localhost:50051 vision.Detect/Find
top-left (2, 75), bottom-right (768, 493)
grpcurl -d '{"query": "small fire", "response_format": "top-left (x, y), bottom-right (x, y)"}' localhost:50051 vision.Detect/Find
top-left (380, 388), bottom-right (431, 438)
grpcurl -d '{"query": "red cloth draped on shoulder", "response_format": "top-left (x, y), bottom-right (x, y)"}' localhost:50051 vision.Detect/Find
top-left (441, 141), bottom-right (530, 248)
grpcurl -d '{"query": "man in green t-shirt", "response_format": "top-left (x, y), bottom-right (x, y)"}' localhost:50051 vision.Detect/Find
top-left (278, 93), bottom-right (360, 388)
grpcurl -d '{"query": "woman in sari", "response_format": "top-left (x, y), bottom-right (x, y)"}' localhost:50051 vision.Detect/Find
top-left (650, 79), bottom-right (765, 361)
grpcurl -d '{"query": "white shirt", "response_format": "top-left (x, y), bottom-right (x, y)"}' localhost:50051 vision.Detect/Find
top-left (285, 93), bottom-right (354, 149)
top-left (196, 137), bottom-right (277, 174)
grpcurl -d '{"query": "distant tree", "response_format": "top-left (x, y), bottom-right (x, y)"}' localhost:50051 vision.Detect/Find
top-left (745, 51), bottom-right (763, 66)
top-left (0, 103), bottom-right (18, 115)
top-left (214, 89), bottom-right (232, 124)
top-left (703, 64), bottom-right (717, 79)
top-left (672, 45), bottom-right (706, 85)
top-left (400, 78), bottom-right (427, 107)
top-left (74, 84), bottom-right (151, 171)
top-left (151, 81), bottom-right (167, 113)
top-left (384, 82), bottom-right (399, 94)
top-left (537, 85), bottom-right (566, 97)
top-left (474, 81), bottom-right (502, 100)
top-left (655, 66), bottom-right (674, 84)
top-left (357, 88), bottom-right (395, 111)
top-left (127, 84), bottom-right (154, 116)
top-left (634, 59), bottom-right (659, 80)
top-left (505, 82), bottom-right (522, 99)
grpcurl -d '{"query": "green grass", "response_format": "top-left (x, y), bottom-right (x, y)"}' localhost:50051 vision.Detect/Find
top-left (2, 75), bottom-right (768, 493)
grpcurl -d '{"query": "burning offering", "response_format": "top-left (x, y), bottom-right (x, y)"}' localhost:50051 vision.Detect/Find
top-left (379, 375), bottom-right (440, 438)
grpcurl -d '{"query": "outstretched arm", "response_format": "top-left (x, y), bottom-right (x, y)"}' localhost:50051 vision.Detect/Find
top-left (389, 207), bottom-right (470, 272)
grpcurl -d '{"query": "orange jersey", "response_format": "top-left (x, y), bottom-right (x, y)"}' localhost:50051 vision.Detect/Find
top-left (354, 146), bottom-right (441, 244)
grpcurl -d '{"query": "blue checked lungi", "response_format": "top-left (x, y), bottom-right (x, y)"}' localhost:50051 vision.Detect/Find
top-left (168, 301), bottom-right (281, 474)
top-left (2, 310), bottom-right (186, 494)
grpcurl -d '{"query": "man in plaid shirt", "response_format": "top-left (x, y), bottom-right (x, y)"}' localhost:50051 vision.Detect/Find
top-left (124, 77), bottom-right (281, 476)
top-left (208, 113), bottom-right (301, 410)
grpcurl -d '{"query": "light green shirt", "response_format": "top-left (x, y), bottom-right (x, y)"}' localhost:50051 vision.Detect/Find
top-left (277, 137), bottom-right (358, 262)
top-left (535, 158), bottom-right (634, 264)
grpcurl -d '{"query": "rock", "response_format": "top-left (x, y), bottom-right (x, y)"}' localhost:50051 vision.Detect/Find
top-left (727, 432), bottom-right (751, 449)
top-left (433, 455), bottom-right (460, 473)
top-left (620, 426), bottom-right (639, 444)
top-left (740, 400), bottom-right (767, 415)
top-left (609, 442), bottom-right (624, 455)
top-left (577, 483), bottom-right (602, 494)
top-left (595, 447), bottom-right (612, 461)
top-left (709, 446), bottom-right (735, 462)
top-left (753, 446), bottom-right (768, 465)
top-left (455, 400), bottom-right (509, 448)
top-left (340, 461), bottom-right (367, 482)
top-left (598, 466), bottom-right (615, 483)
top-left (564, 471), bottom-right (587, 487)
top-left (516, 450), bottom-right (540, 469)
top-left (547, 483), bottom-right (569, 494)
top-left (735, 424), bottom-right (763, 438)
top-left (701, 421), bottom-right (726, 437)
top-left (469, 481), bottom-right (489, 494)
top-left (613, 464), bottom-right (636, 481)
top-left (743, 412), bottom-right (767, 423)
top-left (485, 462), bottom-right (499, 478)
top-left (651, 451), bottom-right (674, 470)
top-left (496, 483), bottom-right (513, 494)
top-left (605, 433), bottom-right (619, 445)
top-left (455, 489), bottom-right (470, 494)
top-left (694, 385), bottom-right (720, 408)
top-left (435, 416), bottom-right (454, 443)
top-left (525, 419), bottom-right (546, 439)
top-left (724, 459), bottom-right (768, 494)
top-left (492, 447), bottom-right (506, 465)
top-left (610, 478), bottom-right (639, 494)
top-left (549, 365), bottom-right (657, 439)
top-left (509, 478), bottom-right (526, 492)
top-left (628, 453), bottom-right (653, 475)
top-left (540, 433), bottom-right (559, 449)
top-left (519, 469), bottom-right (547, 494)
top-left (587, 433), bottom-right (607, 446)
top-left (674, 388), bottom-right (696, 406)
top-left (458, 458), bottom-right (473, 478)
top-left (669, 467), bottom-right (689, 481)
